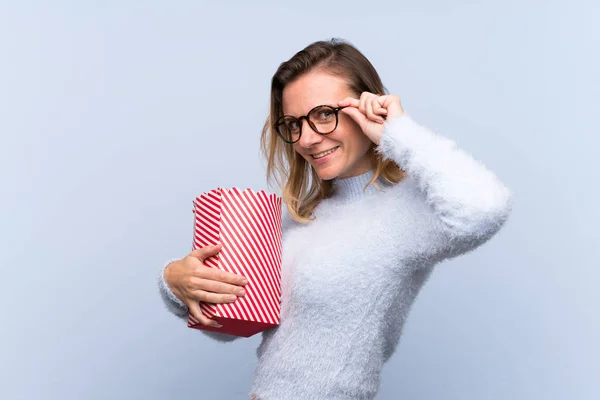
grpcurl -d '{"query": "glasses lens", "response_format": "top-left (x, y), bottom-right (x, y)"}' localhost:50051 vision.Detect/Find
top-left (308, 106), bottom-right (337, 134)
top-left (276, 116), bottom-right (300, 143)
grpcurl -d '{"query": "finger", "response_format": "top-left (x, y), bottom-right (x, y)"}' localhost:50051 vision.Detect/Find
top-left (373, 97), bottom-right (388, 114)
top-left (338, 97), bottom-right (359, 107)
top-left (379, 94), bottom-right (404, 119)
top-left (340, 106), bottom-right (368, 127)
top-left (369, 97), bottom-right (385, 123)
top-left (381, 94), bottom-right (401, 108)
top-left (202, 267), bottom-right (249, 286)
top-left (365, 98), bottom-right (378, 122)
top-left (359, 92), bottom-right (372, 114)
top-left (191, 289), bottom-right (239, 304)
top-left (192, 277), bottom-right (247, 297)
top-left (189, 244), bottom-right (222, 262)
top-left (188, 301), bottom-right (222, 328)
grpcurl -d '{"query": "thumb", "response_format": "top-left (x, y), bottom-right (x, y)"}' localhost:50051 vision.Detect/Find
top-left (189, 244), bottom-right (222, 262)
top-left (340, 106), bottom-right (367, 128)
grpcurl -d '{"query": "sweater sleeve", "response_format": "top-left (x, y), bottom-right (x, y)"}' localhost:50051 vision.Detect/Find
top-left (158, 260), bottom-right (241, 343)
top-left (376, 114), bottom-right (514, 259)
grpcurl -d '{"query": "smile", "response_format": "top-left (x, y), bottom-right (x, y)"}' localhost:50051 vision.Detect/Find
top-left (311, 147), bottom-right (339, 159)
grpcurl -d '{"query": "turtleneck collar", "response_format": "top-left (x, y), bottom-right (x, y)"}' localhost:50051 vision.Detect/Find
top-left (330, 169), bottom-right (391, 200)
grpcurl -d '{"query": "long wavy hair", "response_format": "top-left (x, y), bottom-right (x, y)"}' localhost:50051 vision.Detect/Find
top-left (260, 38), bottom-right (406, 224)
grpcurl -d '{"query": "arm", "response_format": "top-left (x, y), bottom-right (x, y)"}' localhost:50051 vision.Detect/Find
top-left (376, 114), bottom-right (514, 258)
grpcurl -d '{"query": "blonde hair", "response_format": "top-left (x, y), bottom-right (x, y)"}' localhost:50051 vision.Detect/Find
top-left (260, 38), bottom-right (406, 223)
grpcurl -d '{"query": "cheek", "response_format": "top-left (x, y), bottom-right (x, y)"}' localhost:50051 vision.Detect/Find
top-left (336, 119), bottom-right (367, 147)
top-left (293, 144), bottom-right (308, 159)
top-left (337, 117), bottom-right (363, 140)
top-left (338, 113), bottom-right (361, 132)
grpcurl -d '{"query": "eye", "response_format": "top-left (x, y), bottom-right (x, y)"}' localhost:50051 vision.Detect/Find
top-left (315, 108), bottom-right (334, 122)
top-left (285, 119), bottom-right (300, 131)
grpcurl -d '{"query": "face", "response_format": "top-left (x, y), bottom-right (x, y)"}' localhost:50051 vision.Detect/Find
top-left (281, 69), bottom-right (373, 181)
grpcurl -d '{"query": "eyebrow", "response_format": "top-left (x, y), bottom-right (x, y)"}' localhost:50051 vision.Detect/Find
top-left (283, 103), bottom-right (337, 118)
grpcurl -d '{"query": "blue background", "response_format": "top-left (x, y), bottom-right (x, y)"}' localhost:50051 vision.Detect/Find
top-left (1, 1), bottom-right (598, 399)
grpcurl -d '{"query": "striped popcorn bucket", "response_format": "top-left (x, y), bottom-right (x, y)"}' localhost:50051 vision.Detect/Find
top-left (189, 187), bottom-right (283, 337)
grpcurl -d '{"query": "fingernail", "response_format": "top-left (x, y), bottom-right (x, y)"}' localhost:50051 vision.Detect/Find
top-left (238, 288), bottom-right (246, 296)
top-left (241, 278), bottom-right (249, 285)
top-left (213, 323), bottom-right (223, 328)
top-left (228, 295), bottom-right (237, 302)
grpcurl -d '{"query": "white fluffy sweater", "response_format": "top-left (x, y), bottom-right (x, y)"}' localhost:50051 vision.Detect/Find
top-left (158, 114), bottom-right (514, 399)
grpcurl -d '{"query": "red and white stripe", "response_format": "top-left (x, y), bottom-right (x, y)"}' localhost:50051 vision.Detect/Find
top-left (187, 188), bottom-right (282, 329)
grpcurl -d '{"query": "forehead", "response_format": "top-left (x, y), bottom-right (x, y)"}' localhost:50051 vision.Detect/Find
top-left (281, 70), bottom-right (351, 116)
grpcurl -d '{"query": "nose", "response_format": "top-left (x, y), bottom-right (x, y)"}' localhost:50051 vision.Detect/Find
top-left (296, 119), bottom-right (323, 148)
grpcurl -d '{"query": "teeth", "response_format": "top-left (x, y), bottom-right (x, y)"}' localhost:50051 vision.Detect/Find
top-left (312, 147), bottom-right (338, 159)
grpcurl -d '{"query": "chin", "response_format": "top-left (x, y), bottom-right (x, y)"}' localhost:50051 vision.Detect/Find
top-left (311, 164), bottom-right (343, 181)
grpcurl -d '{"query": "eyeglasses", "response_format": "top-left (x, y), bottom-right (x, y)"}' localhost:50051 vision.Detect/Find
top-left (274, 105), bottom-right (347, 144)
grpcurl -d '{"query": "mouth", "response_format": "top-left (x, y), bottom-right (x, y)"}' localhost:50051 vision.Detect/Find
top-left (311, 146), bottom-right (339, 159)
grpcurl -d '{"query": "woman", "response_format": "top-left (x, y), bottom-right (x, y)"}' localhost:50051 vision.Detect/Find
top-left (158, 38), bottom-right (513, 399)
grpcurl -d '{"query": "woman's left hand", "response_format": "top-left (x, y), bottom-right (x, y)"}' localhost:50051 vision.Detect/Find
top-left (338, 92), bottom-right (405, 145)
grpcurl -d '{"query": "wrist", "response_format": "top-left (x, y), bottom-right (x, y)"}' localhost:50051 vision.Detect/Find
top-left (162, 258), bottom-right (182, 291)
top-left (164, 260), bottom-right (178, 288)
top-left (159, 259), bottom-right (188, 309)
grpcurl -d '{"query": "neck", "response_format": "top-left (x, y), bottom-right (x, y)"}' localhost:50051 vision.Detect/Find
top-left (331, 169), bottom-right (389, 200)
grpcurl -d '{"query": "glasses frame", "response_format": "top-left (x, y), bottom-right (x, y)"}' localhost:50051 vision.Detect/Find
top-left (273, 105), bottom-right (348, 144)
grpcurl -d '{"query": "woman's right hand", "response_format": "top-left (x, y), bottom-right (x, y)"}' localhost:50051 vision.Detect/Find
top-left (164, 244), bottom-right (248, 328)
